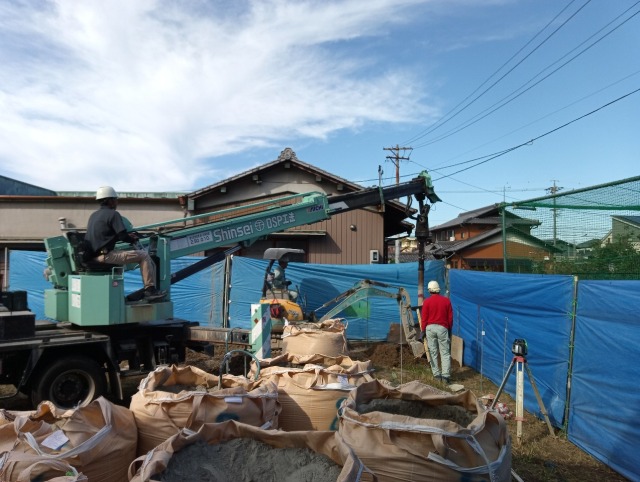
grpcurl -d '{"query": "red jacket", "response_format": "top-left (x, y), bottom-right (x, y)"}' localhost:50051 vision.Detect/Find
top-left (420, 293), bottom-right (453, 331)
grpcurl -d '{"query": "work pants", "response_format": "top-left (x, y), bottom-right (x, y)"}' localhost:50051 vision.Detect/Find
top-left (425, 324), bottom-right (451, 378)
top-left (95, 249), bottom-right (156, 290)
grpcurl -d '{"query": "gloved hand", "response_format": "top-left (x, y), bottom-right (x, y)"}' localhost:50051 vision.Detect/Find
top-left (418, 330), bottom-right (426, 342)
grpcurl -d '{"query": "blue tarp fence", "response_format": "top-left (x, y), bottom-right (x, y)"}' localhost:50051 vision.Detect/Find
top-left (8, 251), bottom-right (445, 340)
top-left (8, 250), bottom-right (227, 325)
top-left (8, 251), bottom-right (639, 479)
top-left (569, 280), bottom-right (640, 481)
top-left (227, 256), bottom-right (445, 340)
top-left (450, 270), bottom-right (639, 481)
top-left (449, 270), bottom-right (575, 427)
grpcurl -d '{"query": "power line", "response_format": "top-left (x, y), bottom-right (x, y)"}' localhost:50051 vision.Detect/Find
top-left (426, 68), bottom-right (640, 169)
top-left (437, 188), bottom-right (547, 194)
top-left (414, 2), bottom-right (640, 148)
top-left (431, 86), bottom-right (640, 180)
top-left (365, 85), bottom-right (639, 185)
top-left (402, 0), bottom-right (587, 145)
top-left (356, 85), bottom-right (639, 187)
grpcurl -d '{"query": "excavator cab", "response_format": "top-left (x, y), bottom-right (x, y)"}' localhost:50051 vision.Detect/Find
top-left (260, 248), bottom-right (306, 329)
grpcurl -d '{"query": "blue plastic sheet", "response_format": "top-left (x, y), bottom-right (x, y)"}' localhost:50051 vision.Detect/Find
top-left (8, 250), bottom-right (640, 479)
top-left (449, 270), bottom-right (574, 427)
top-left (8, 251), bottom-right (223, 325)
top-left (8, 250), bottom-right (445, 338)
top-left (228, 256), bottom-right (445, 340)
top-left (6, 251), bottom-right (50, 319)
top-left (568, 280), bottom-right (640, 481)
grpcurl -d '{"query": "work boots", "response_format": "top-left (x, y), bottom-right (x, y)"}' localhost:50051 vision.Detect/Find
top-left (144, 287), bottom-right (167, 302)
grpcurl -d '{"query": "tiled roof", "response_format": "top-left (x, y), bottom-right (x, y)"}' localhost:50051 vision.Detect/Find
top-left (189, 147), bottom-right (363, 199)
top-left (431, 205), bottom-right (539, 231)
top-left (427, 226), bottom-right (562, 256)
top-left (186, 147), bottom-right (414, 221)
top-left (613, 215), bottom-right (640, 227)
top-left (431, 204), bottom-right (501, 230)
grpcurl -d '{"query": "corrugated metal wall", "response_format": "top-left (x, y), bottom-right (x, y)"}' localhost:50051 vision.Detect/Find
top-left (307, 209), bottom-right (383, 265)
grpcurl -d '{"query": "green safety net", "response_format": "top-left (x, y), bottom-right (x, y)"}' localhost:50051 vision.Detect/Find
top-left (503, 175), bottom-right (640, 279)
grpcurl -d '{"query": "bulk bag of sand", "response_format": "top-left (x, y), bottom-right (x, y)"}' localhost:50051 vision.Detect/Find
top-left (0, 411), bottom-right (54, 449)
top-left (128, 420), bottom-right (375, 482)
top-left (281, 319), bottom-right (349, 357)
top-left (0, 454), bottom-right (87, 481)
top-left (252, 354), bottom-right (374, 431)
top-left (130, 364), bottom-right (280, 455)
top-left (0, 397), bottom-right (137, 482)
top-left (338, 379), bottom-right (512, 482)
top-left (1, 409), bottom-right (37, 428)
top-left (250, 352), bottom-right (374, 375)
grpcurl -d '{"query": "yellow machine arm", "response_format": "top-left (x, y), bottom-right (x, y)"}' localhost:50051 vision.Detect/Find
top-left (312, 279), bottom-right (425, 358)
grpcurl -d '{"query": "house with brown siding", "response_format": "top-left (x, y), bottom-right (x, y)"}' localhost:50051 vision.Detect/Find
top-left (0, 147), bottom-right (418, 288)
top-left (427, 204), bottom-right (560, 271)
top-left (187, 147), bottom-right (415, 265)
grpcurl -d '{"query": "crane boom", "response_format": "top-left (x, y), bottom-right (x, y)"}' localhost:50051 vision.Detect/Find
top-left (12, 170), bottom-right (439, 410)
top-left (326, 172), bottom-right (440, 215)
top-left (43, 170), bottom-right (439, 327)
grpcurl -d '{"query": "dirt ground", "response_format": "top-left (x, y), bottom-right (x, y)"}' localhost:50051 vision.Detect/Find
top-left (0, 342), bottom-right (629, 482)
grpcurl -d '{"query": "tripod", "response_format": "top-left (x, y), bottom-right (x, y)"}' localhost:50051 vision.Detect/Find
top-left (490, 353), bottom-right (555, 444)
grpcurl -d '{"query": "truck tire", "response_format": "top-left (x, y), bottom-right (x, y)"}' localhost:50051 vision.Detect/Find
top-left (31, 356), bottom-right (107, 409)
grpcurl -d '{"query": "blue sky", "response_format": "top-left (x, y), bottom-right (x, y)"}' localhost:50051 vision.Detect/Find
top-left (1, 0), bottom-right (638, 226)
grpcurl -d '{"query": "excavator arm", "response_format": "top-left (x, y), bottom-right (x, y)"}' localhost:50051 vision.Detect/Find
top-left (311, 279), bottom-right (425, 358)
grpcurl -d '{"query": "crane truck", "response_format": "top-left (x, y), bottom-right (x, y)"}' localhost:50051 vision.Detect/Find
top-left (0, 172), bottom-right (440, 409)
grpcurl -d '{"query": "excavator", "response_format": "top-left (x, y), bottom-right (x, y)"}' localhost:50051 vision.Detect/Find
top-left (260, 249), bottom-right (426, 359)
top-left (260, 248), bottom-right (307, 325)
top-left (0, 171), bottom-right (438, 408)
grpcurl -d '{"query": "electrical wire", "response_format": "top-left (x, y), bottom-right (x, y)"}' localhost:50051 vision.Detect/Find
top-left (432, 86), bottom-right (640, 180)
top-left (414, 2), bottom-right (640, 148)
top-left (426, 68), bottom-right (640, 167)
top-left (403, 0), bottom-right (588, 145)
top-left (366, 84), bottom-right (639, 191)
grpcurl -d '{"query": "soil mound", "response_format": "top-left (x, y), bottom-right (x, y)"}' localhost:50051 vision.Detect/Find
top-left (357, 398), bottom-right (475, 426)
top-left (351, 342), bottom-right (423, 368)
top-left (156, 383), bottom-right (221, 394)
top-left (186, 348), bottom-right (250, 376)
top-left (159, 438), bottom-right (341, 482)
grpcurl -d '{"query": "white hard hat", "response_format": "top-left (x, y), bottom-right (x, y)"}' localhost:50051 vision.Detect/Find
top-left (96, 186), bottom-right (118, 200)
top-left (427, 280), bottom-right (441, 293)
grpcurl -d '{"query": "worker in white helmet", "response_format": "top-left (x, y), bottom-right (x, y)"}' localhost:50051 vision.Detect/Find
top-left (420, 280), bottom-right (453, 384)
top-left (85, 186), bottom-right (166, 302)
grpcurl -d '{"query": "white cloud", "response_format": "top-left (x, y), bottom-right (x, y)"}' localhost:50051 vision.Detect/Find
top-left (0, 0), bottom-right (438, 192)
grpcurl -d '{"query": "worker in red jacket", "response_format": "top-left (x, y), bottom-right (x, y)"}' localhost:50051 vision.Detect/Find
top-left (420, 280), bottom-right (453, 384)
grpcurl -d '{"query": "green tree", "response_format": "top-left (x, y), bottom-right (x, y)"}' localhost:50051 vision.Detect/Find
top-left (552, 236), bottom-right (640, 279)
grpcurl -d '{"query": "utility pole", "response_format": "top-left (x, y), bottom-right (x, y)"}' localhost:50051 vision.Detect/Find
top-left (383, 145), bottom-right (412, 264)
top-left (546, 180), bottom-right (563, 246)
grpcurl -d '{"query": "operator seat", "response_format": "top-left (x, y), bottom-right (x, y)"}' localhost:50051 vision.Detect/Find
top-left (263, 274), bottom-right (291, 301)
top-left (66, 231), bottom-right (121, 273)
